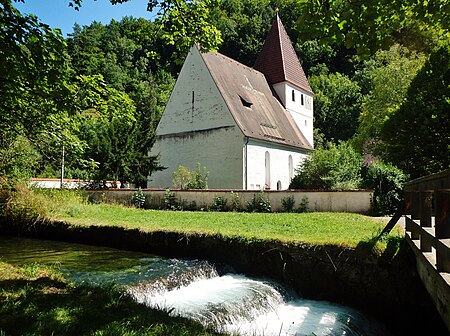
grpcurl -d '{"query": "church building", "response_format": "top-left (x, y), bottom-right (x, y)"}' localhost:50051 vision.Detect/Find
top-left (148, 15), bottom-right (314, 190)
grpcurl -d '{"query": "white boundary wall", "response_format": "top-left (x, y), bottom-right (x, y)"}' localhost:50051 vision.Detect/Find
top-left (86, 189), bottom-right (373, 214)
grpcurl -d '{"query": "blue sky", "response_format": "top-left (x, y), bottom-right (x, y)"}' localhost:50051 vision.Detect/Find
top-left (15, 0), bottom-right (156, 36)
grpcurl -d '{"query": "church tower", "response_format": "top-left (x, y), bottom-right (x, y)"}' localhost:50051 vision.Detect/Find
top-left (254, 14), bottom-right (314, 147)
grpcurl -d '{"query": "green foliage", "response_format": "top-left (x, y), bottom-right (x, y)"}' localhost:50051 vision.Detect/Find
top-left (0, 180), bottom-right (49, 227)
top-left (210, 195), bottom-right (228, 212)
top-left (210, 0), bottom-right (275, 66)
top-left (163, 189), bottom-right (180, 210)
top-left (353, 45), bottom-right (426, 152)
top-left (229, 191), bottom-right (241, 212)
top-left (381, 42), bottom-right (450, 178)
top-left (0, 2), bottom-right (82, 180)
top-left (0, 2), bottom-right (73, 137)
top-left (281, 195), bottom-right (296, 212)
top-left (290, 142), bottom-right (363, 190)
top-left (309, 72), bottom-right (363, 142)
top-left (156, 0), bottom-right (223, 64)
top-left (297, 0), bottom-right (449, 56)
top-left (172, 164), bottom-right (208, 190)
top-left (246, 191), bottom-right (271, 213)
top-left (297, 196), bottom-right (309, 213)
top-left (131, 188), bottom-right (146, 208)
top-left (0, 135), bottom-right (40, 181)
top-left (362, 161), bottom-right (408, 216)
top-left (63, 19), bottom-right (174, 185)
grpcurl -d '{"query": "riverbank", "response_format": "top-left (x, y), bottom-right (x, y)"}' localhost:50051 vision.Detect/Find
top-left (1, 217), bottom-right (447, 336)
top-left (0, 188), bottom-right (448, 335)
top-left (0, 261), bottom-right (223, 336)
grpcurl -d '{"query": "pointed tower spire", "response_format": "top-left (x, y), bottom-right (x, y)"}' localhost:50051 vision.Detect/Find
top-left (254, 14), bottom-right (313, 94)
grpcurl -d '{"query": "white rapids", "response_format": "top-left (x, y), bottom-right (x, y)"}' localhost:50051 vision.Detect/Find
top-left (128, 269), bottom-right (389, 336)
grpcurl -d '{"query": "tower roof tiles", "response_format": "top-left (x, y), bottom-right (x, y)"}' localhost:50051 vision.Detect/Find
top-left (254, 14), bottom-right (313, 94)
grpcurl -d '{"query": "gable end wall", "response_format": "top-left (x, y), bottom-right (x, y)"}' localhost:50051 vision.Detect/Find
top-left (149, 47), bottom-right (244, 189)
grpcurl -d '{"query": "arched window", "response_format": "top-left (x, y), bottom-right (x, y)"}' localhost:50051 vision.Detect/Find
top-left (277, 181), bottom-right (282, 190)
top-left (288, 155), bottom-right (294, 181)
top-left (265, 151), bottom-right (271, 189)
top-left (292, 89), bottom-right (295, 102)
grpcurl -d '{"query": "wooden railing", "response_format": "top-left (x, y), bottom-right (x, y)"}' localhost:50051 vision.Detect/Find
top-left (403, 169), bottom-right (450, 331)
top-left (404, 169), bottom-right (450, 272)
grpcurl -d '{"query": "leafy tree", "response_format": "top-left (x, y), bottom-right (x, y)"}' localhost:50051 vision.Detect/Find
top-left (290, 141), bottom-right (363, 190)
top-left (75, 75), bottom-right (162, 187)
top-left (65, 19), bottom-right (176, 185)
top-left (309, 72), bottom-right (363, 142)
top-left (0, 1), bottom-right (76, 160)
top-left (297, 0), bottom-right (449, 56)
top-left (353, 45), bottom-right (426, 152)
top-left (0, 135), bottom-right (40, 181)
top-left (70, 0), bottom-right (222, 66)
top-left (210, 0), bottom-right (275, 66)
top-left (361, 161), bottom-right (408, 215)
top-left (381, 42), bottom-right (450, 179)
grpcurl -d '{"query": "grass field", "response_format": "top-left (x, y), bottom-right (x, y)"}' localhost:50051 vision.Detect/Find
top-left (50, 198), bottom-right (403, 249)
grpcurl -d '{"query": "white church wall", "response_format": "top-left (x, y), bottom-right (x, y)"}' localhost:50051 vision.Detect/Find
top-left (156, 46), bottom-right (237, 136)
top-left (149, 127), bottom-right (244, 189)
top-left (246, 139), bottom-right (309, 190)
top-left (149, 46), bottom-right (244, 189)
top-left (273, 82), bottom-right (314, 147)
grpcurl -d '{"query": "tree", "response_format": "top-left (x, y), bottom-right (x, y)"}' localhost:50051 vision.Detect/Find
top-left (361, 161), bottom-right (408, 215)
top-left (297, 0), bottom-right (449, 56)
top-left (289, 141), bottom-right (363, 190)
top-left (70, 0), bottom-right (222, 66)
top-left (309, 72), bottom-right (362, 142)
top-left (381, 42), bottom-right (450, 179)
top-left (74, 75), bottom-right (162, 187)
top-left (0, 0), bottom-right (75, 153)
top-left (353, 44), bottom-right (426, 152)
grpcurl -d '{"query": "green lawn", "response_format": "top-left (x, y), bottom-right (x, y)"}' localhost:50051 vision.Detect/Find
top-left (52, 201), bottom-right (402, 248)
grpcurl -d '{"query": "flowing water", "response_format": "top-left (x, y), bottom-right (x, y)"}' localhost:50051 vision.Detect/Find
top-left (0, 236), bottom-right (390, 336)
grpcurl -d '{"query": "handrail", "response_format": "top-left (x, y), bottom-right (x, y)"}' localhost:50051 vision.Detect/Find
top-left (404, 169), bottom-right (450, 272)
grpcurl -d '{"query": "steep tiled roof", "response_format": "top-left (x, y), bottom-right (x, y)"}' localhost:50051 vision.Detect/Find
top-left (254, 14), bottom-right (313, 94)
top-left (201, 49), bottom-right (312, 150)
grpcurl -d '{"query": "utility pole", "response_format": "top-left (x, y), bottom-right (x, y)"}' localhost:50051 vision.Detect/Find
top-left (60, 144), bottom-right (65, 188)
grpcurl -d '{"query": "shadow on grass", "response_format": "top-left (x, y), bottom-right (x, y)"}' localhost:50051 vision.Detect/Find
top-left (0, 278), bottom-right (222, 336)
top-left (356, 231), bottom-right (409, 265)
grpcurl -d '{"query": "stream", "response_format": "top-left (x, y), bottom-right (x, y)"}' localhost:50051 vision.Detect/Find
top-left (0, 236), bottom-right (391, 336)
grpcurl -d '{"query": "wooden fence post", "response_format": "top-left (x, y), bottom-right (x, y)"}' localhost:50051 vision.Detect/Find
top-left (435, 191), bottom-right (450, 272)
top-left (420, 191), bottom-right (433, 252)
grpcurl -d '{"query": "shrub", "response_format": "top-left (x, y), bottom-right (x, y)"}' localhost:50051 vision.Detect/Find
top-left (0, 179), bottom-right (86, 227)
top-left (362, 161), bottom-right (408, 215)
top-left (0, 181), bottom-right (48, 227)
top-left (229, 191), bottom-right (241, 212)
top-left (290, 141), bottom-right (363, 190)
top-left (210, 195), bottom-right (227, 212)
top-left (163, 189), bottom-right (181, 210)
top-left (246, 191), bottom-right (271, 213)
top-left (281, 195), bottom-right (296, 212)
top-left (296, 196), bottom-right (310, 213)
top-left (172, 163), bottom-right (208, 190)
top-left (131, 188), bottom-right (146, 208)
